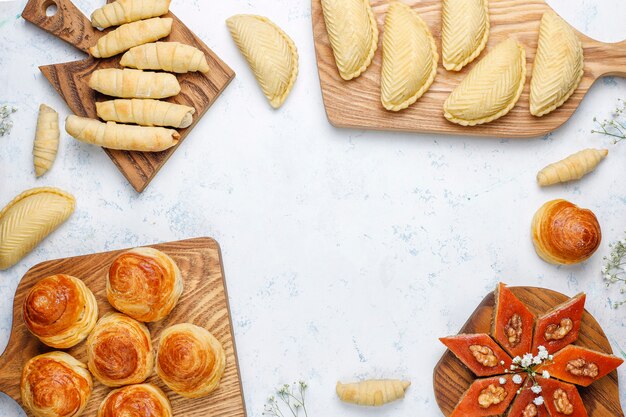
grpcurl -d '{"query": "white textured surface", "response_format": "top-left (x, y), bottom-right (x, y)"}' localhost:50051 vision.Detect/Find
top-left (0, 0), bottom-right (625, 415)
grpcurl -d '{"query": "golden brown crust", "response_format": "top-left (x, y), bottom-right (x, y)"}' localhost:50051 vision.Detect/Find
top-left (531, 199), bottom-right (601, 265)
top-left (22, 274), bottom-right (98, 349)
top-left (97, 384), bottom-right (172, 417)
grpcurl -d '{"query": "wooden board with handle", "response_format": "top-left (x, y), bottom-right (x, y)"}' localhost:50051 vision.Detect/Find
top-left (22, 0), bottom-right (235, 192)
top-left (0, 237), bottom-right (246, 417)
top-left (433, 286), bottom-right (623, 417)
top-left (312, 0), bottom-right (626, 138)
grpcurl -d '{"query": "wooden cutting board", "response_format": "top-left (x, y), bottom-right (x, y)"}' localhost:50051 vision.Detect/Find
top-left (22, 0), bottom-right (235, 192)
top-left (0, 237), bottom-right (246, 417)
top-left (433, 286), bottom-right (623, 417)
top-left (312, 0), bottom-right (626, 138)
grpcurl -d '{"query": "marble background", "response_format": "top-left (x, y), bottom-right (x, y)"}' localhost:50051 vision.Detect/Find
top-left (1, 0), bottom-right (625, 415)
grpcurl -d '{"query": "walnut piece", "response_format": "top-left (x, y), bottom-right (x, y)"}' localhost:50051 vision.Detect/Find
top-left (477, 384), bottom-right (507, 409)
top-left (545, 318), bottom-right (574, 341)
top-left (566, 358), bottom-right (599, 378)
top-left (504, 313), bottom-right (523, 347)
top-left (523, 403), bottom-right (538, 417)
top-left (469, 345), bottom-right (498, 367)
top-left (553, 388), bottom-right (574, 415)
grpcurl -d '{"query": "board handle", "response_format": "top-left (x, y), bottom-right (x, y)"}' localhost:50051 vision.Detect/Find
top-left (591, 39), bottom-right (626, 78)
top-left (22, 0), bottom-right (100, 53)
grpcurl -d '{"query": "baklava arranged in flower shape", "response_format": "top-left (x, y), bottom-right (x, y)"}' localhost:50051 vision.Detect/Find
top-left (440, 283), bottom-right (623, 417)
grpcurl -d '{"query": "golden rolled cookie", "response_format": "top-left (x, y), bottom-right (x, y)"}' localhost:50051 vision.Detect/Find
top-left (21, 352), bottom-right (93, 417)
top-left (98, 384), bottom-right (172, 417)
top-left (156, 323), bottom-right (226, 398)
top-left (531, 199), bottom-right (601, 265)
top-left (107, 247), bottom-right (183, 322)
top-left (23, 274), bottom-right (98, 349)
top-left (87, 312), bottom-right (154, 387)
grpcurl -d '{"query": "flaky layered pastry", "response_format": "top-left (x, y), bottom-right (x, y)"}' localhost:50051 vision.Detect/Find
top-left (537, 148), bottom-right (608, 186)
top-left (107, 247), bottom-right (183, 322)
top-left (530, 11), bottom-right (584, 117)
top-left (442, 0), bottom-right (490, 71)
top-left (444, 38), bottom-right (526, 126)
top-left (0, 188), bottom-right (75, 270)
top-left (90, 17), bottom-right (173, 58)
top-left (336, 379), bottom-right (411, 406)
top-left (320, 0), bottom-right (378, 80)
top-left (89, 68), bottom-right (181, 99)
top-left (87, 313), bottom-right (154, 387)
top-left (97, 384), bottom-right (173, 417)
top-left (227, 15), bottom-right (298, 108)
top-left (91, 0), bottom-right (171, 29)
top-left (65, 115), bottom-right (180, 152)
top-left (156, 323), bottom-right (226, 398)
top-left (121, 42), bottom-right (209, 73)
top-left (33, 104), bottom-right (59, 177)
top-left (21, 352), bottom-right (93, 417)
top-left (380, 2), bottom-right (437, 111)
top-left (96, 99), bottom-right (195, 128)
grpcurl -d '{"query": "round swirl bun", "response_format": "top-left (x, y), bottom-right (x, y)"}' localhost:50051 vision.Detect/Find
top-left (21, 352), bottom-right (93, 417)
top-left (23, 274), bottom-right (98, 348)
top-left (532, 199), bottom-right (602, 265)
top-left (156, 323), bottom-right (226, 398)
top-left (97, 384), bottom-right (172, 417)
top-left (87, 312), bottom-right (154, 387)
top-left (107, 247), bottom-right (183, 322)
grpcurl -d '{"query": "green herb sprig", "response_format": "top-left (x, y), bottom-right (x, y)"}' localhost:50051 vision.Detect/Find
top-left (592, 99), bottom-right (626, 143)
top-left (603, 234), bottom-right (626, 308)
top-left (263, 381), bottom-right (309, 417)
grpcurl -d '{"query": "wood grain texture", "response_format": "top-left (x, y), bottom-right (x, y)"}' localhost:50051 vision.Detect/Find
top-left (432, 286), bottom-right (623, 417)
top-left (0, 237), bottom-right (246, 417)
top-left (312, 0), bottom-right (626, 138)
top-left (22, 0), bottom-right (235, 192)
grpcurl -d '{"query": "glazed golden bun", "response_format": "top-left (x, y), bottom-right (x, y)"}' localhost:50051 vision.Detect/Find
top-left (21, 351), bottom-right (93, 417)
top-left (97, 384), bottom-right (172, 417)
top-left (107, 247), bottom-right (183, 322)
top-left (87, 312), bottom-right (154, 387)
top-left (23, 274), bottom-right (98, 349)
top-left (532, 199), bottom-right (601, 265)
top-left (156, 323), bottom-right (226, 398)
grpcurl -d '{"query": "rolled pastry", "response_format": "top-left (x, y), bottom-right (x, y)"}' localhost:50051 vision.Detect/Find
top-left (87, 313), bottom-right (154, 387)
top-left (98, 384), bottom-right (173, 417)
top-left (65, 115), bottom-right (180, 152)
top-left (21, 352), bottom-right (93, 417)
top-left (96, 99), bottom-right (195, 128)
top-left (121, 42), bottom-right (209, 73)
top-left (33, 104), bottom-right (59, 177)
top-left (0, 188), bottom-right (75, 270)
top-left (89, 17), bottom-right (173, 58)
top-left (107, 247), bottom-right (183, 322)
top-left (91, 0), bottom-right (171, 29)
top-left (537, 148), bottom-right (608, 186)
top-left (442, 0), bottom-right (490, 71)
top-left (89, 68), bottom-right (180, 99)
top-left (336, 379), bottom-right (411, 406)
top-left (156, 323), bottom-right (226, 398)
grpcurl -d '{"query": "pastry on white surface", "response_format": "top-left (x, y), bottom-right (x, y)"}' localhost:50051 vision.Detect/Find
top-left (33, 104), bottom-right (59, 177)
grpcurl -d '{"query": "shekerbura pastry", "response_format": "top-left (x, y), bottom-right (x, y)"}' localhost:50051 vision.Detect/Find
top-left (441, 0), bottom-right (489, 71)
top-left (336, 379), bottom-right (411, 406)
top-left (97, 384), bottom-right (173, 417)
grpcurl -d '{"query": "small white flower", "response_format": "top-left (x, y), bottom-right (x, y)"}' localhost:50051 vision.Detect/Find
top-left (548, 355), bottom-right (554, 361)
top-left (521, 353), bottom-right (533, 368)
top-left (534, 396), bottom-right (545, 406)
top-left (510, 365), bottom-right (518, 371)
top-left (512, 374), bottom-right (523, 385)
top-left (531, 384), bottom-right (542, 394)
top-left (500, 360), bottom-right (505, 365)
top-left (499, 377), bottom-right (506, 385)
top-left (512, 356), bottom-right (521, 364)
top-left (542, 370), bottom-right (550, 379)
top-left (532, 356), bottom-right (543, 365)
top-left (537, 348), bottom-right (549, 360)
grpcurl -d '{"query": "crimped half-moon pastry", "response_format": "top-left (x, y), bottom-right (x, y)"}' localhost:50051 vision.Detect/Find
top-left (320, 0), bottom-right (378, 81)
top-left (156, 323), bottom-right (226, 398)
top-left (0, 188), bottom-right (75, 270)
top-left (336, 379), bottom-right (411, 406)
top-left (87, 313), bottom-right (154, 387)
top-left (444, 38), bottom-right (526, 126)
top-left (121, 42), bottom-right (209, 73)
top-left (531, 199), bottom-right (601, 265)
top-left (89, 68), bottom-right (181, 99)
top-left (530, 11), bottom-right (584, 117)
top-left (381, 2), bottom-right (437, 111)
top-left (98, 384), bottom-right (173, 417)
top-left (33, 104), bottom-right (60, 177)
top-left (21, 352), bottom-right (93, 417)
top-left (227, 15), bottom-right (298, 108)
top-left (96, 99), bottom-right (195, 128)
top-left (442, 0), bottom-right (490, 71)
top-left (89, 17), bottom-right (173, 58)
top-left (23, 274), bottom-right (98, 349)
top-left (91, 0), bottom-right (171, 29)
top-left (107, 247), bottom-right (183, 322)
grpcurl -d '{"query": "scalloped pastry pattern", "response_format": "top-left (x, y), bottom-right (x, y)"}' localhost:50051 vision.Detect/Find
top-left (381, 2), bottom-right (438, 112)
top-left (444, 38), bottom-right (526, 126)
top-left (530, 12), bottom-right (584, 117)
top-left (442, 0), bottom-right (490, 71)
top-left (321, 0), bottom-right (378, 81)
top-left (0, 188), bottom-right (75, 270)
top-left (227, 15), bottom-right (298, 109)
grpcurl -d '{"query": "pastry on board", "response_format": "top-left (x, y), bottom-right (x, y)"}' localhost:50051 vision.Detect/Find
top-left (89, 17), bottom-right (173, 58)
top-left (89, 68), bottom-right (181, 99)
top-left (507, 379), bottom-right (549, 417)
top-left (441, 0), bottom-right (490, 71)
top-left (491, 283), bottom-right (535, 358)
top-left (538, 378), bottom-right (588, 417)
top-left (91, 0), bottom-right (171, 29)
top-left (538, 345), bottom-right (623, 387)
top-left (96, 99), bottom-right (195, 129)
top-left (440, 333), bottom-right (513, 376)
top-left (336, 379), bottom-right (411, 406)
top-left (97, 384), bottom-right (173, 417)
top-left (33, 104), bottom-right (59, 177)
top-left (531, 293), bottom-right (586, 354)
top-left (537, 148), bottom-right (608, 186)
top-left (120, 42), bottom-right (210, 73)
top-left (450, 375), bottom-right (522, 417)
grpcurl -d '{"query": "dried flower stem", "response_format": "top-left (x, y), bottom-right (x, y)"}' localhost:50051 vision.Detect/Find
top-left (592, 99), bottom-right (626, 143)
top-left (263, 381), bottom-right (309, 417)
top-left (603, 234), bottom-right (626, 308)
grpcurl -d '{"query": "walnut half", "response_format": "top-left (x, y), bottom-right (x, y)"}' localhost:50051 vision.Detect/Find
top-left (504, 313), bottom-right (523, 347)
top-left (469, 345), bottom-right (498, 367)
top-left (545, 318), bottom-right (573, 341)
top-left (477, 384), bottom-right (507, 409)
top-left (566, 358), bottom-right (599, 378)
top-left (523, 403), bottom-right (538, 417)
top-left (553, 388), bottom-right (574, 415)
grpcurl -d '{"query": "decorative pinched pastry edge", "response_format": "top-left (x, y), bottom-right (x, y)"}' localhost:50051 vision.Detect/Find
top-left (442, 0), bottom-right (490, 72)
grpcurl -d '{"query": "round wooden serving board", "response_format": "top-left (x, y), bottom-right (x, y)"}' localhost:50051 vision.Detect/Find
top-left (312, 0), bottom-right (626, 138)
top-left (0, 237), bottom-right (246, 417)
top-left (433, 286), bottom-right (623, 417)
